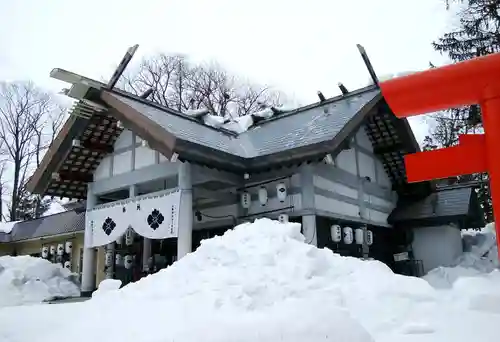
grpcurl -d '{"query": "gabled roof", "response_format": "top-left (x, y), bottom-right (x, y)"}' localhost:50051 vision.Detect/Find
top-left (101, 86), bottom-right (382, 169)
top-left (388, 185), bottom-right (485, 229)
top-left (27, 71), bottom-right (431, 200)
top-left (0, 210), bottom-right (85, 243)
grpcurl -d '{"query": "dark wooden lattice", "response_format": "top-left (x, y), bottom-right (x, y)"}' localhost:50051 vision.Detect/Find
top-left (46, 113), bottom-right (123, 200)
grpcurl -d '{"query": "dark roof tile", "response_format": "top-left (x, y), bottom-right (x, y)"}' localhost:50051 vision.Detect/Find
top-left (389, 187), bottom-right (474, 223)
top-left (0, 210), bottom-right (84, 243)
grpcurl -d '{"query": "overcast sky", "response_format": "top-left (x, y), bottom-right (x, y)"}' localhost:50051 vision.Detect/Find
top-left (0, 0), bottom-right (454, 143)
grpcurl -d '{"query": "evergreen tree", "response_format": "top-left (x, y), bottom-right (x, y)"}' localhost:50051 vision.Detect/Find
top-left (426, 0), bottom-right (500, 222)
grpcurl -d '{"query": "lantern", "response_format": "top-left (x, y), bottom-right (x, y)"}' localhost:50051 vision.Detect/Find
top-left (330, 225), bottom-right (342, 243)
top-left (115, 253), bottom-right (123, 266)
top-left (125, 228), bottom-right (134, 246)
top-left (41, 246), bottom-right (49, 259)
top-left (258, 187), bottom-right (268, 206)
top-left (124, 255), bottom-right (134, 269)
top-left (64, 261), bottom-right (72, 270)
top-left (276, 182), bottom-right (287, 202)
top-left (343, 227), bottom-right (353, 244)
top-left (354, 228), bottom-right (364, 245)
top-left (278, 213), bottom-right (289, 223)
top-left (240, 192), bottom-right (251, 209)
top-left (49, 245), bottom-right (56, 255)
top-left (65, 241), bottom-right (73, 254)
top-left (366, 230), bottom-right (374, 246)
top-left (56, 244), bottom-right (64, 256)
top-left (105, 250), bottom-right (114, 267)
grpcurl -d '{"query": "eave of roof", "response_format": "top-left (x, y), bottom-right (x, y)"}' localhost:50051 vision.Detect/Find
top-left (388, 185), bottom-right (485, 228)
top-left (0, 210), bottom-right (85, 243)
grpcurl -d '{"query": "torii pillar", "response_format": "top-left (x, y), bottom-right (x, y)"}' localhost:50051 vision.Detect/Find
top-left (378, 52), bottom-right (500, 259)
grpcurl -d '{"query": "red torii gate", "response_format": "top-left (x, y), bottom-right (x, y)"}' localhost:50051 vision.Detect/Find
top-left (378, 52), bottom-right (500, 258)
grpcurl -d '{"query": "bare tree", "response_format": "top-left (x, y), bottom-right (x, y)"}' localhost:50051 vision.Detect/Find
top-left (120, 53), bottom-right (284, 118)
top-left (0, 81), bottom-right (65, 221)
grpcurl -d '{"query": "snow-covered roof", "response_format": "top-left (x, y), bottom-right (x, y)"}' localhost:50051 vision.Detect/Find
top-left (28, 75), bottom-right (431, 200)
top-left (388, 186), bottom-right (484, 229)
top-left (0, 210), bottom-right (84, 243)
top-left (0, 221), bottom-right (20, 234)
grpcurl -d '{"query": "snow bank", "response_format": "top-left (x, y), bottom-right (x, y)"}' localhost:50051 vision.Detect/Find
top-left (451, 270), bottom-right (500, 314)
top-left (424, 222), bottom-right (498, 288)
top-left (36, 219), bottom-right (439, 342)
top-left (0, 221), bottom-right (19, 234)
top-left (3, 219), bottom-right (500, 342)
top-left (91, 279), bottom-right (122, 298)
top-left (0, 256), bottom-right (79, 307)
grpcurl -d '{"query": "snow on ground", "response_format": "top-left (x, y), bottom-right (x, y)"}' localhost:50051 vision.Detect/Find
top-left (91, 279), bottom-right (122, 298)
top-left (1, 219), bottom-right (500, 342)
top-left (424, 222), bottom-right (498, 289)
top-left (0, 256), bottom-right (80, 308)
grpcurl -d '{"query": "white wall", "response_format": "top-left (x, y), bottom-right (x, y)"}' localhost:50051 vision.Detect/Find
top-left (355, 128), bottom-right (392, 189)
top-left (334, 129), bottom-right (392, 190)
top-left (94, 130), bottom-right (169, 181)
top-left (412, 225), bottom-right (463, 274)
top-left (313, 127), bottom-right (396, 226)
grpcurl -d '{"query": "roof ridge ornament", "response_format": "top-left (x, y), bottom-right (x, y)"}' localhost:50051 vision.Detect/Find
top-left (357, 44), bottom-right (380, 86)
top-left (106, 44), bottom-right (139, 90)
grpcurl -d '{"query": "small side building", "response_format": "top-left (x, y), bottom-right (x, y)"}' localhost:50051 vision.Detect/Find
top-left (0, 210), bottom-right (85, 278)
top-left (389, 184), bottom-right (484, 274)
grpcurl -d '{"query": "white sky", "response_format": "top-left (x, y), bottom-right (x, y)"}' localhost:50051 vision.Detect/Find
top-left (0, 0), bottom-right (454, 143)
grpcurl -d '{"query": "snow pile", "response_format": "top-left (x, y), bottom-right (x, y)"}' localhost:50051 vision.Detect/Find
top-left (451, 270), bottom-right (500, 314)
top-left (2, 218), bottom-right (438, 342)
top-left (222, 114), bottom-right (254, 134)
top-left (0, 221), bottom-right (20, 234)
top-left (252, 107), bottom-right (274, 119)
top-left (185, 107), bottom-right (210, 118)
top-left (424, 222), bottom-right (498, 288)
top-left (81, 218), bottom-right (385, 341)
top-left (0, 256), bottom-right (79, 307)
top-left (91, 279), bottom-right (122, 298)
top-left (202, 113), bottom-right (225, 128)
top-left (3, 219), bottom-right (500, 342)
top-left (43, 201), bottom-right (66, 216)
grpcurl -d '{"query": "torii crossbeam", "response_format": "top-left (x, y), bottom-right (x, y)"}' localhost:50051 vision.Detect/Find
top-left (377, 52), bottom-right (500, 259)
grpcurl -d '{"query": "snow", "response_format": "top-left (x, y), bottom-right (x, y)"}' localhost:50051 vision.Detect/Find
top-left (0, 256), bottom-right (80, 308)
top-left (252, 107), bottom-right (274, 119)
top-left (374, 71), bottom-right (418, 84)
top-left (91, 279), bottom-right (122, 298)
top-left (1, 218), bottom-right (500, 342)
top-left (202, 114), bottom-right (225, 128)
top-left (43, 201), bottom-right (66, 216)
top-left (222, 104), bottom-right (298, 134)
top-left (424, 222), bottom-right (498, 288)
top-left (222, 114), bottom-right (254, 134)
top-left (185, 107), bottom-right (210, 118)
top-left (0, 221), bottom-right (19, 234)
